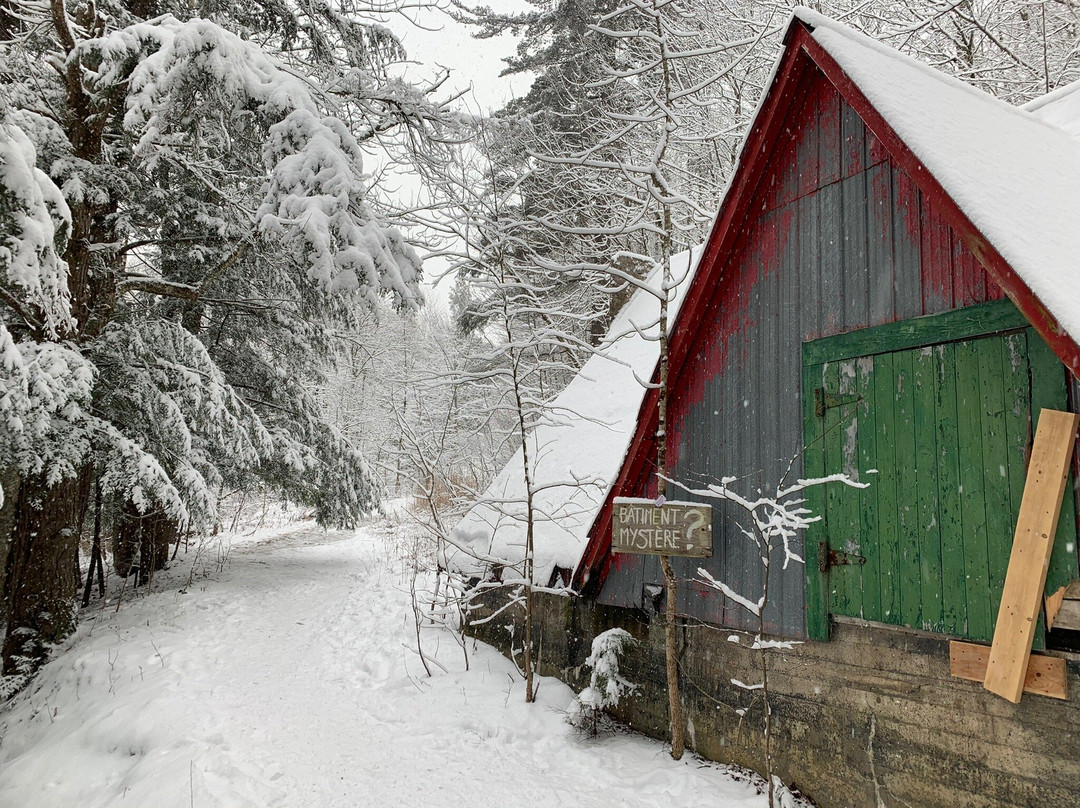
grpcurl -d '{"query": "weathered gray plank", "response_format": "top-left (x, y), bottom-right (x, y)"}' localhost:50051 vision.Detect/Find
top-left (842, 173), bottom-right (869, 330)
top-left (798, 193), bottom-right (822, 340)
top-left (892, 163), bottom-right (922, 319)
top-left (866, 162), bottom-right (895, 326)
top-left (819, 182), bottom-right (844, 334)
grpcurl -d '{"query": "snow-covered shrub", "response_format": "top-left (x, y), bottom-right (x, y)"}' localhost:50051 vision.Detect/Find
top-left (573, 628), bottom-right (637, 735)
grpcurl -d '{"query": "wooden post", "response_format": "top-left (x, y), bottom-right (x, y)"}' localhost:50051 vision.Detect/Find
top-left (984, 409), bottom-right (1079, 703)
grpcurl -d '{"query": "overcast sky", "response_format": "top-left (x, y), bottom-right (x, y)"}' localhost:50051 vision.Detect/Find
top-left (375, 1), bottom-right (535, 311)
top-left (389, 0), bottom-right (535, 112)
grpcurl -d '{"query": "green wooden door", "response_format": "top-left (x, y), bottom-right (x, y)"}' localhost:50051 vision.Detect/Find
top-left (803, 308), bottom-right (1078, 643)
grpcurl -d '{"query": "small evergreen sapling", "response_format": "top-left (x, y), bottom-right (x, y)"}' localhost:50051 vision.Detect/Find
top-left (575, 627), bottom-right (637, 735)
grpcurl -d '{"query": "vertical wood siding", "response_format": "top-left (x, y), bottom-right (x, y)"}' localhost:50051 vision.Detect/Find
top-left (596, 72), bottom-right (1012, 636)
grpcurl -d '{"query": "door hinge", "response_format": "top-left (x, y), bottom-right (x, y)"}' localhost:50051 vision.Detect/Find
top-left (818, 541), bottom-right (867, 573)
top-left (814, 387), bottom-right (863, 418)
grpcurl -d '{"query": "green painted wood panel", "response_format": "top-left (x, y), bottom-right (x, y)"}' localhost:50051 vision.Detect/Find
top-left (894, 349), bottom-right (922, 629)
top-left (934, 342), bottom-right (967, 636)
top-left (873, 350), bottom-right (901, 625)
top-left (979, 336), bottom-right (1012, 628)
top-left (802, 299), bottom-right (1027, 365)
top-left (823, 361), bottom-right (851, 618)
top-left (803, 318), bottom-right (1077, 644)
top-left (913, 346), bottom-right (944, 632)
top-left (952, 338), bottom-right (993, 639)
top-left (856, 356), bottom-right (881, 622)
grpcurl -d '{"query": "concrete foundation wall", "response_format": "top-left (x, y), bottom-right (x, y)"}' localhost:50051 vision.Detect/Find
top-left (470, 591), bottom-right (1080, 808)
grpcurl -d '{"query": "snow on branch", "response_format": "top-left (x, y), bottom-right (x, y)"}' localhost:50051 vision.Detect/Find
top-left (0, 121), bottom-right (72, 337)
top-left (664, 471), bottom-right (865, 575)
top-left (698, 568), bottom-right (764, 616)
top-left (84, 16), bottom-right (423, 310)
top-left (730, 678), bottom-right (764, 691)
top-left (259, 109), bottom-right (423, 307)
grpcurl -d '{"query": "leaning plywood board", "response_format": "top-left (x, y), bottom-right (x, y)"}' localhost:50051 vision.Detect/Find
top-left (984, 409), bottom-right (1080, 703)
top-left (951, 641), bottom-right (1066, 700)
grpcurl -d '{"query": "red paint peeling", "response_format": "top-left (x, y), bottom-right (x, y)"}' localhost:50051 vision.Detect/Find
top-left (868, 127), bottom-right (889, 165)
top-left (869, 164), bottom-right (891, 241)
top-left (841, 101), bottom-right (865, 178)
top-left (798, 86), bottom-right (821, 197)
top-left (819, 85), bottom-right (842, 186)
top-left (802, 30), bottom-right (1080, 375)
top-left (667, 207), bottom-right (793, 473)
top-left (952, 229), bottom-right (985, 307)
top-left (921, 194), bottom-right (954, 313)
top-left (893, 167), bottom-right (921, 245)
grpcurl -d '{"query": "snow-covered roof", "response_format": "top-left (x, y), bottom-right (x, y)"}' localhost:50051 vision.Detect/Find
top-left (1024, 78), bottom-right (1080, 139)
top-left (796, 7), bottom-right (1080, 342)
top-left (447, 249), bottom-right (700, 584)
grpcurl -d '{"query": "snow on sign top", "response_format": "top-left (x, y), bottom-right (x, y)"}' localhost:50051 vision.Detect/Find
top-left (447, 249), bottom-right (700, 585)
top-left (795, 8), bottom-right (1080, 343)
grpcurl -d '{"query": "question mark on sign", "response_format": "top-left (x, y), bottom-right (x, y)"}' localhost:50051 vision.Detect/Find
top-left (685, 508), bottom-right (707, 548)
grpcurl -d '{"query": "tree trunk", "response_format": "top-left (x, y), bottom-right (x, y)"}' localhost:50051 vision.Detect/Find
top-left (81, 482), bottom-right (104, 607)
top-left (113, 499), bottom-right (143, 578)
top-left (113, 501), bottom-right (176, 584)
top-left (141, 511), bottom-right (175, 580)
top-left (0, 468), bottom-right (19, 607)
top-left (2, 467), bottom-right (92, 676)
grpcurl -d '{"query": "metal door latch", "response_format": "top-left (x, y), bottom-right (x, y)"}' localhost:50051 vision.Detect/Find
top-left (814, 387), bottom-right (863, 417)
top-left (819, 541), bottom-right (867, 573)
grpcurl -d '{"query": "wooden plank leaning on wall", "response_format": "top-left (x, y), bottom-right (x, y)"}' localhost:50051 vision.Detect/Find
top-left (984, 409), bottom-right (1080, 703)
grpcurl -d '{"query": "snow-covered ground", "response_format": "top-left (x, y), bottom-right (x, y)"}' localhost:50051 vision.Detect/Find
top-left (0, 516), bottom-right (774, 808)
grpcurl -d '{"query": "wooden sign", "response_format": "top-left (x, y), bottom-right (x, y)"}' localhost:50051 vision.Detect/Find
top-left (612, 498), bottom-right (713, 558)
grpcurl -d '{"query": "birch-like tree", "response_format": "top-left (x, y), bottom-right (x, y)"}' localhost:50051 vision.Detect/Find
top-left (667, 471), bottom-right (864, 806)
top-left (404, 110), bottom-right (613, 702)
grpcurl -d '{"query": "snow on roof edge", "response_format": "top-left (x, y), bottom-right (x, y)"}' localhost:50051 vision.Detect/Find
top-left (794, 7), bottom-right (1072, 141)
top-left (1023, 78), bottom-right (1080, 138)
top-left (447, 249), bottom-right (703, 586)
top-left (1023, 77), bottom-right (1080, 112)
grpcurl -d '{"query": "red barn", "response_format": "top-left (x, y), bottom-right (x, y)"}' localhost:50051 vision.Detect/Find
top-left (577, 11), bottom-right (1080, 650)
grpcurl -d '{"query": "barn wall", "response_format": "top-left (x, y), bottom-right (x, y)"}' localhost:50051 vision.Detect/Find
top-left (470, 589), bottom-right (1080, 808)
top-left (596, 71), bottom-right (1011, 636)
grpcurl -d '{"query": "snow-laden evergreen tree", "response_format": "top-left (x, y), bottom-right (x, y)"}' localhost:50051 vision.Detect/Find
top-left (575, 627), bottom-right (636, 735)
top-left (0, 0), bottom-right (450, 678)
top-left (457, 0), bottom-right (642, 340)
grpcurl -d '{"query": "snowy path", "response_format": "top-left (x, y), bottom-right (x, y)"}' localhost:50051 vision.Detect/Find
top-left (0, 520), bottom-right (767, 808)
